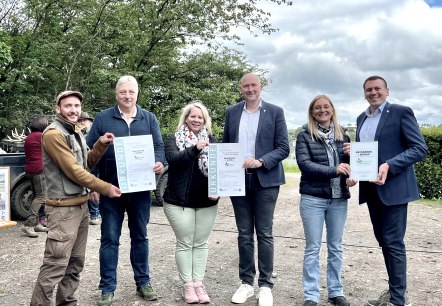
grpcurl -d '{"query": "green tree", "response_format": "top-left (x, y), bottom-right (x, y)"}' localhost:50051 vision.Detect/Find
top-left (0, 0), bottom-right (292, 138)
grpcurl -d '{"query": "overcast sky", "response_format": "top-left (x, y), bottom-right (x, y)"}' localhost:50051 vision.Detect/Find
top-left (226, 0), bottom-right (442, 128)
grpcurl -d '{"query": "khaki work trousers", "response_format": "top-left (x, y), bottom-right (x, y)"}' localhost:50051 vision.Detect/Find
top-left (30, 202), bottom-right (89, 306)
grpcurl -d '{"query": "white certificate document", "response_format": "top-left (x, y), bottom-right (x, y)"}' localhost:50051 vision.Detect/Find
top-left (114, 135), bottom-right (156, 193)
top-left (0, 167), bottom-right (11, 221)
top-left (208, 143), bottom-right (245, 197)
top-left (350, 141), bottom-right (378, 181)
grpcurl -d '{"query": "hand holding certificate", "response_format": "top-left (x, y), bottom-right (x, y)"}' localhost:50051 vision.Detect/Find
top-left (350, 141), bottom-right (378, 181)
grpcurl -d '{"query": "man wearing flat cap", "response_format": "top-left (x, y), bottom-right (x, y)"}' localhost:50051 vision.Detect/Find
top-left (30, 90), bottom-right (122, 306)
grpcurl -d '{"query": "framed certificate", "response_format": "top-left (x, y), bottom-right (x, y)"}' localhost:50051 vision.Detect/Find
top-left (114, 135), bottom-right (156, 193)
top-left (208, 143), bottom-right (245, 197)
top-left (350, 141), bottom-right (378, 181)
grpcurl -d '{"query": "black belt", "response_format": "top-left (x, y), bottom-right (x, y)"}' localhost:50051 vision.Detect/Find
top-left (245, 168), bottom-right (257, 174)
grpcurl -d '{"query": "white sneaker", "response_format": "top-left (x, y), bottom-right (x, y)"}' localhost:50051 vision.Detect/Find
top-left (34, 224), bottom-right (48, 232)
top-left (22, 226), bottom-right (38, 238)
top-left (257, 287), bottom-right (273, 306)
top-left (231, 284), bottom-right (254, 304)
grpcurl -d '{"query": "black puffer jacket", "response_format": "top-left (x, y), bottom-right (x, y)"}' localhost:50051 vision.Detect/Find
top-left (295, 125), bottom-right (351, 199)
top-left (163, 134), bottom-right (219, 208)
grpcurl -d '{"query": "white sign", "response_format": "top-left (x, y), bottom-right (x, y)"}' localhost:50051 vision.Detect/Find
top-left (350, 141), bottom-right (378, 181)
top-left (114, 135), bottom-right (156, 193)
top-left (0, 167), bottom-right (11, 221)
top-left (208, 143), bottom-right (245, 197)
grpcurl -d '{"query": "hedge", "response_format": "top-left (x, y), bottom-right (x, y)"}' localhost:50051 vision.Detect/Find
top-left (415, 126), bottom-right (442, 200)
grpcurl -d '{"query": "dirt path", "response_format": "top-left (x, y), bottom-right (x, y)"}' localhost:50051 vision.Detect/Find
top-left (1, 174), bottom-right (442, 305)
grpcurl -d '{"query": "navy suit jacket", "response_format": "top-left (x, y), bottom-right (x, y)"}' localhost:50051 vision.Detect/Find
top-left (222, 100), bottom-right (290, 188)
top-left (356, 102), bottom-right (427, 205)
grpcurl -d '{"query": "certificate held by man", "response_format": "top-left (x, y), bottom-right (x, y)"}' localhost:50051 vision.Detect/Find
top-left (114, 135), bottom-right (156, 193)
top-left (350, 141), bottom-right (378, 181)
top-left (208, 143), bottom-right (245, 197)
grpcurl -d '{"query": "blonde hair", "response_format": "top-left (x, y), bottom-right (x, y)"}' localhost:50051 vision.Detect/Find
top-left (177, 101), bottom-right (212, 135)
top-left (307, 95), bottom-right (345, 141)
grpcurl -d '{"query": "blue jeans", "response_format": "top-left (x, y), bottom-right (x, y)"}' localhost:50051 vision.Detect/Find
top-left (99, 191), bottom-right (152, 293)
top-left (300, 194), bottom-right (348, 302)
top-left (230, 172), bottom-right (279, 289)
top-left (87, 200), bottom-right (100, 219)
top-left (38, 205), bottom-right (45, 222)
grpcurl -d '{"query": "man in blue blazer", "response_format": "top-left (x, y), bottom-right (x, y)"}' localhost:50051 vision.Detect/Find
top-left (354, 76), bottom-right (427, 306)
top-left (223, 73), bottom-right (290, 306)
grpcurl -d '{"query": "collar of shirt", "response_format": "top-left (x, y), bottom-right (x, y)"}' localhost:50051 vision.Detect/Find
top-left (243, 99), bottom-right (262, 113)
top-left (118, 106), bottom-right (137, 124)
top-left (365, 101), bottom-right (387, 118)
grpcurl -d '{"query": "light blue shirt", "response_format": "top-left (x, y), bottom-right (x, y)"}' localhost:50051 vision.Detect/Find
top-left (359, 101), bottom-right (387, 142)
top-left (238, 101), bottom-right (262, 160)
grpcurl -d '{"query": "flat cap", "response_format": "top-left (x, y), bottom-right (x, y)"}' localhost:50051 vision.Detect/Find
top-left (55, 90), bottom-right (83, 105)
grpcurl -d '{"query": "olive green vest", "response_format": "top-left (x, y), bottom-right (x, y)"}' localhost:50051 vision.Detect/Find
top-left (43, 118), bottom-right (88, 200)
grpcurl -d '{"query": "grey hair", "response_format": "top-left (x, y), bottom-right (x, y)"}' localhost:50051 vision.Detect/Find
top-left (115, 75), bottom-right (139, 92)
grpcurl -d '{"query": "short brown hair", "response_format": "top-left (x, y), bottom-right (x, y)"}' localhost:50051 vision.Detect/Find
top-left (363, 75), bottom-right (388, 90)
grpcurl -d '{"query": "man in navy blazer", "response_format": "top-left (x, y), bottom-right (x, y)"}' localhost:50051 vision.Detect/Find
top-left (354, 76), bottom-right (427, 306)
top-left (223, 73), bottom-right (289, 306)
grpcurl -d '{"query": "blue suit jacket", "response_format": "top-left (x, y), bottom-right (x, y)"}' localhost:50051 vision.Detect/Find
top-left (222, 100), bottom-right (290, 188)
top-left (356, 102), bottom-right (427, 205)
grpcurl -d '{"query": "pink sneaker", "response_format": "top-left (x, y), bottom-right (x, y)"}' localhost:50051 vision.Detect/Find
top-left (183, 282), bottom-right (199, 304)
top-left (194, 282), bottom-right (210, 304)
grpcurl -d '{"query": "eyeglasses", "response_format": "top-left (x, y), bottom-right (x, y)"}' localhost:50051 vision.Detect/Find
top-left (313, 105), bottom-right (331, 111)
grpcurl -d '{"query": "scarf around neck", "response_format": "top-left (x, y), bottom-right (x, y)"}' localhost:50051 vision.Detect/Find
top-left (175, 124), bottom-right (210, 176)
top-left (317, 122), bottom-right (339, 166)
top-left (317, 122), bottom-right (335, 145)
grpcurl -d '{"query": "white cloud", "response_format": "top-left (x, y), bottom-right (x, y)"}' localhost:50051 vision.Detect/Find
top-left (226, 0), bottom-right (442, 128)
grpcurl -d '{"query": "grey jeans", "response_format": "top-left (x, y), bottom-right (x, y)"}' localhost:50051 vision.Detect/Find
top-left (24, 173), bottom-right (47, 227)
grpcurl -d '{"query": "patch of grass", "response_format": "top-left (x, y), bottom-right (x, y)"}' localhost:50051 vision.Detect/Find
top-left (415, 198), bottom-right (442, 206)
top-left (283, 159), bottom-right (300, 174)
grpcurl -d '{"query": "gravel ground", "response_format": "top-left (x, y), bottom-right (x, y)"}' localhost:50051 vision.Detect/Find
top-left (1, 173), bottom-right (442, 305)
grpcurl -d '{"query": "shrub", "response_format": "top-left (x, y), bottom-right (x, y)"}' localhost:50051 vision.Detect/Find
top-left (416, 126), bottom-right (442, 200)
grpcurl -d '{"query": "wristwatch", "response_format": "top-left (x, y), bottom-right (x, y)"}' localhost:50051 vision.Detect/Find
top-left (258, 158), bottom-right (266, 168)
